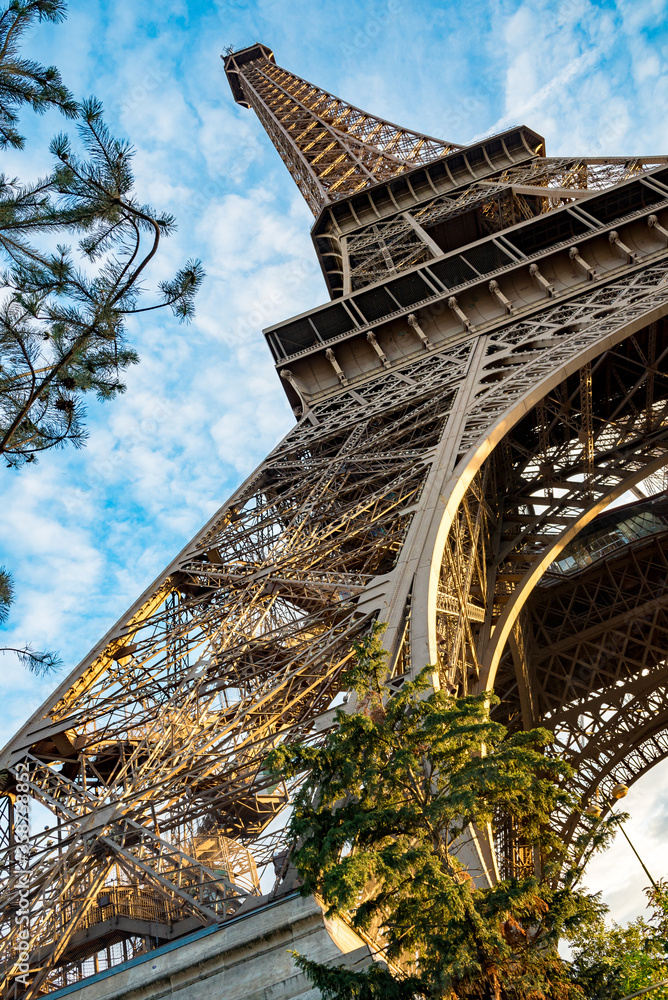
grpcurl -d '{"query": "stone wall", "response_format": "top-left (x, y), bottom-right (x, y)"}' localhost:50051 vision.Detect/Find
top-left (46, 892), bottom-right (374, 1000)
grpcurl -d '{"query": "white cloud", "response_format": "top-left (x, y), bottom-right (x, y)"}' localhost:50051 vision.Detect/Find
top-left (584, 767), bottom-right (668, 924)
top-left (2, 0), bottom-right (668, 931)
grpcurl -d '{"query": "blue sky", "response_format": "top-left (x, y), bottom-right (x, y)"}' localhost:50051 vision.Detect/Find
top-left (1, 0), bottom-right (668, 925)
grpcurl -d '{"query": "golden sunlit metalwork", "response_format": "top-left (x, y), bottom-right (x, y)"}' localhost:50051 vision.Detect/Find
top-left (3, 41), bottom-right (668, 997)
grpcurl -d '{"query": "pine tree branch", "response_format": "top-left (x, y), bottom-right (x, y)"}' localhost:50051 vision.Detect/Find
top-left (0, 645), bottom-right (62, 676)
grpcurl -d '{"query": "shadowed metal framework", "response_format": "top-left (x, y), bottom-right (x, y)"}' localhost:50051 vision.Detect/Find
top-left (3, 40), bottom-right (668, 997)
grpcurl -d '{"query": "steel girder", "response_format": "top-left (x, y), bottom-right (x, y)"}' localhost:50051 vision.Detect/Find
top-left (344, 158), bottom-right (668, 290)
top-left (3, 41), bottom-right (668, 997)
top-left (494, 530), bottom-right (668, 844)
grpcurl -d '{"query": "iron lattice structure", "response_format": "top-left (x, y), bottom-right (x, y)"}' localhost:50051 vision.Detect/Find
top-left (224, 44), bottom-right (460, 213)
top-left (3, 40), bottom-right (668, 996)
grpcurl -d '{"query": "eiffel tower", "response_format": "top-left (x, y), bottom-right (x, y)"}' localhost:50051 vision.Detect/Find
top-left (3, 40), bottom-right (668, 998)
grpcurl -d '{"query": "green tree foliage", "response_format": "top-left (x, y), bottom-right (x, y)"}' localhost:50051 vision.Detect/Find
top-left (267, 624), bottom-right (612, 1000)
top-left (0, 564), bottom-right (12, 621)
top-left (0, 564), bottom-right (61, 674)
top-left (0, 1), bottom-right (77, 149)
top-left (0, 1), bottom-right (203, 675)
top-left (569, 881), bottom-right (668, 1000)
top-left (0, 0), bottom-right (203, 468)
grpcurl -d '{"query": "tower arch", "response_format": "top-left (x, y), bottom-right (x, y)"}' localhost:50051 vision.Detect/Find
top-left (3, 41), bottom-right (668, 996)
top-left (413, 309), bottom-right (668, 694)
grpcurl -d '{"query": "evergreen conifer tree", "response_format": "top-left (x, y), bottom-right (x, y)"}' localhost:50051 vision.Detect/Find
top-left (0, 0), bottom-right (203, 469)
top-left (569, 881), bottom-right (668, 1000)
top-left (268, 625), bottom-right (614, 1000)
top-left (0, 1), bottom-right (203, 673)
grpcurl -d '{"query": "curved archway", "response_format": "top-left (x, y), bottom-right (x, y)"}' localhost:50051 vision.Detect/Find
top-left (414, 309), bottom-right (668, 853)
top-left (404, 266), bottom-right (668, 677)
top-left (491, 520), bottom-right (668, 843)
top-left (420, 314), bottom-right (668, 703)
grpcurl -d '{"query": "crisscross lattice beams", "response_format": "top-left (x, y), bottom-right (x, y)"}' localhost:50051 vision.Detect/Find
top-left (468, 397), bottom-right (668, 698)
top-left (6, 243), bottom-right (668, 993)
top-left (0, 756), bottom-right (240, 990)
top-left (0, 347), bottom-right (476, 995)
top-left (414, 270), bottom-right (668, 698)
top-left (489, 336), bottom-right (668, 565)
top-left (554, 667), bottom-right (668, 842)
top-left (505, 641), bottom-right (668, 848)
top-left (475, 336), bottom-right (668, 685)
top-left (532, 538), bottom-right (668, 716)
top-left (232, 53), bottom-right (459, 213)
top-left (337, 156), bottom-right (668, 289)
top-left (494, 533), bottom-right (668, 727)
top-left (436, 467), bottom-right (493, 693)
top-left (491, 536), bottom-right (668, 843)
top-left (426, 321), bottom-right (668, 856)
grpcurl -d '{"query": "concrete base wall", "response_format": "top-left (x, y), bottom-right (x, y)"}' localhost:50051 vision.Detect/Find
top-left (47, 892), bottom-right (374, 1000)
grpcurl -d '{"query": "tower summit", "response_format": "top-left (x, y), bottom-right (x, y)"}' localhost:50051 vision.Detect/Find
top-left (223, 43), bottom-right (460, 213)
top-left (3, 43), bottom-right (668, 1000)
